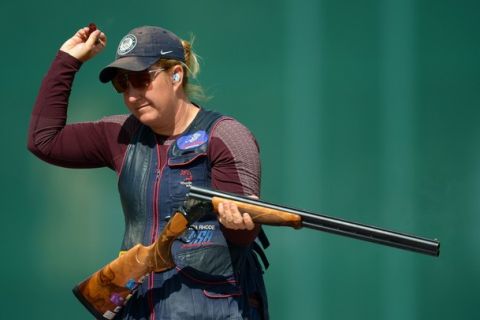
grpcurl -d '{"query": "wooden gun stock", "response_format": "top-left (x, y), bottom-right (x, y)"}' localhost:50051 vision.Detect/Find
top-left (73, 208), bottom-right (193, 319)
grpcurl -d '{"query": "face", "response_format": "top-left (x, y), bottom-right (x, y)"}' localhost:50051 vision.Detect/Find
top-left (114, 65), bottom-right (183, 130)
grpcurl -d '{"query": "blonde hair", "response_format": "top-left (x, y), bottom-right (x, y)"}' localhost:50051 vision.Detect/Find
top-left (154, 37), bottom-right (209, 102)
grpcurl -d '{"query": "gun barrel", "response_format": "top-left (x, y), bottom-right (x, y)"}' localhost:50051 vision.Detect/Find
top-left (187, 186), bottom-right (440, 257)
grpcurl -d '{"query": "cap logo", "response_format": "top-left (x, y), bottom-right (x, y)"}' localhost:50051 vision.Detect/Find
top-left (117, 34), bottom-right (137, 56)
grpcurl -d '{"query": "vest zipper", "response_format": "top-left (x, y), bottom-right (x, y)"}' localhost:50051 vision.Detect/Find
top-left (151, 168), bottom-right (161, 242)
top-left (149, 140), bottom-right (168, 320)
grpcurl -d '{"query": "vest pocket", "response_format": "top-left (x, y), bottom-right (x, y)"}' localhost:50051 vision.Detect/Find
top-left (177, 264), bottom-right (242, 301)
top-left (167, 153), bottom-right (208, 202)
top-left (174, 229), bottom-right (235, 273)
top-left (174, 245), bottom-right (233, 277)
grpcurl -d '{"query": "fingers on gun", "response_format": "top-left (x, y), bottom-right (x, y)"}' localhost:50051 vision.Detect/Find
top-left (218, 201), bottom-right (255, 230)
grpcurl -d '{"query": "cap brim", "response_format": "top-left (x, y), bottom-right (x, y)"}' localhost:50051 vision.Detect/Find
top-left (99, 56), bottom-right (160, 83)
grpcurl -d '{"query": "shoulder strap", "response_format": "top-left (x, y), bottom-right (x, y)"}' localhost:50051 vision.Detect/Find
top-left (168, 108), bottom-right (224, 159)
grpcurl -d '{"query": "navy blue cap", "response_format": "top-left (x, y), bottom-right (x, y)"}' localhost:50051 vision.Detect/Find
top-left (99, 26), bottom-right (185, 83)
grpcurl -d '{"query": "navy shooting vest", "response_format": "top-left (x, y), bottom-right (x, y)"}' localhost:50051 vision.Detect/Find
top-left (116, 109), bottom-right (269, 320)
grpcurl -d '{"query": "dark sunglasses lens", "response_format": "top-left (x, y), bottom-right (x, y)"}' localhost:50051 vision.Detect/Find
top-left (111, 71), bottom-right (152, 93)
top-left (112, 74), bottom-right (128, 93)
top-left (128, 72), bottom-right (151, 89)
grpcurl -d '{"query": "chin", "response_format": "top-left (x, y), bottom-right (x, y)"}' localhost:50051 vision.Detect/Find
top-left (139, 116), bottom-right (159, 127)
top-left (135, 110), bottom-right (159, 126)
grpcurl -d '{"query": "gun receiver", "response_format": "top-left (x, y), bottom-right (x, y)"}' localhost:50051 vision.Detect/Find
top-left (187, 185), bottom-right (440, 257)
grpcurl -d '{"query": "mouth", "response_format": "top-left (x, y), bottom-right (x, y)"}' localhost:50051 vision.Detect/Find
top-left (136, 104), bottom-right (150, 111)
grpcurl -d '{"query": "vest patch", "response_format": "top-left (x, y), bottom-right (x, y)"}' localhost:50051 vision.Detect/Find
top-left (181, 230), bottom-right (214, 248)
top-left (177, 130), bottom-right (208, 150)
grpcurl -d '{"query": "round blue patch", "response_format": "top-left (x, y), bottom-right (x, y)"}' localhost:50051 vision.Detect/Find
top-left (177, 130), bottom-right (208, 150)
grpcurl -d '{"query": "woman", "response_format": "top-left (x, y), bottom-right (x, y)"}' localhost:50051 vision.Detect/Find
top-left (28, 25), bottom-right (268, 319)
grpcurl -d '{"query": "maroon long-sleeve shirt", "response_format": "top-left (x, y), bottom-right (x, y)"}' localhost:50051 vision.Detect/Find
top-left (28, 51), bottom-right (261, 245)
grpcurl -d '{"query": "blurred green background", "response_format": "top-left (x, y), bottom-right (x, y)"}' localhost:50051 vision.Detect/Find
top-left (1, 0), bottom-right (479, 319)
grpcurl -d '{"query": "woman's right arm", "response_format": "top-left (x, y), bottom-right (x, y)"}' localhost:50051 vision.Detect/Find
top-left (27, 27), bottom-right (116, 168)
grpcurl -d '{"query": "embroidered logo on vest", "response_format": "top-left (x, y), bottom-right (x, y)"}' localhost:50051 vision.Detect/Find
top-left (177, 130), bottom-right (208, 150)
top-left (180, 169), bottom-right (193, 188)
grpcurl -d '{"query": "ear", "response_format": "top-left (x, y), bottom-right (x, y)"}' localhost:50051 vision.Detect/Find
top-left (171, 64), bottom-right (184, 88)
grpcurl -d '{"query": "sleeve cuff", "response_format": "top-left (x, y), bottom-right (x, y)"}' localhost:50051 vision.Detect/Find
top-left (56, 50), bottom-right (83, 71)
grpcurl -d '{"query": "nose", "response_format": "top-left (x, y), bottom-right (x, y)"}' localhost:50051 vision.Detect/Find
top-left (123, 84), bottom-right (143, 103)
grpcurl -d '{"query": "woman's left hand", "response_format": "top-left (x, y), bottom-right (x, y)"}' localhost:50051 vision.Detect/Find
top-left (217, 197), bottom-right (257, 230)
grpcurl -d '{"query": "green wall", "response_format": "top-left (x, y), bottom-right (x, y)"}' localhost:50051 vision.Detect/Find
top-left (1, 0), bottom-right (479, 319)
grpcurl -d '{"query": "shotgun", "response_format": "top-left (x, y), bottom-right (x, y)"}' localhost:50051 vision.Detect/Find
top-left (73, 186), bottom-right (440, 319)
top-left (188, 186), bottom-right (440, 256)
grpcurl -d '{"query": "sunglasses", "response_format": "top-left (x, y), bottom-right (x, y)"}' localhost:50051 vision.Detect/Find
top-left (112, 68), bottom-right (165, 93)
